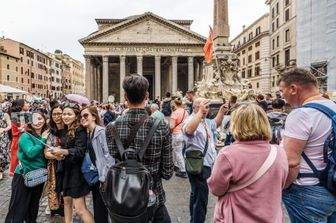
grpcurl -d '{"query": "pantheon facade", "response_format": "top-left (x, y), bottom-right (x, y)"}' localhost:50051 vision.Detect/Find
top-left (80, 12), bottom-right (206, 102)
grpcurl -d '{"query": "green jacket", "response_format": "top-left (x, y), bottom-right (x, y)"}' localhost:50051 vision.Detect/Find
top-left (15, 132), bottom-right (47, 175)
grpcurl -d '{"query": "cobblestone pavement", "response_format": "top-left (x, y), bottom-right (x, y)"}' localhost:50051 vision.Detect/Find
top-left (0, 171), bottom-right (289, 223)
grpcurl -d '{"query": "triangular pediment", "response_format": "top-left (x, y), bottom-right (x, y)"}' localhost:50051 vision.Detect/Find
top-left (80, 12), bottom-right (206, 45)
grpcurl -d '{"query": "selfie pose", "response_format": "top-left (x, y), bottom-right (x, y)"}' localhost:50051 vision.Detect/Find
top-left (51, 103), bottom-right (94, 223)
top-left (5, 112), bottom-right (49, 223)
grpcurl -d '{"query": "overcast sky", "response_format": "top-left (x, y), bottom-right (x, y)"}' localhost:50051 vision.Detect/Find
top-left (1, 0), bottom-right (268, 63)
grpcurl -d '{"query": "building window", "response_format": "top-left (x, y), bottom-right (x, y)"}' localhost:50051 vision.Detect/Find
top-left (272, 39), bottom-right (275, 50)
top-left (285, 9), bottom-right (290, 22)
top-left (21, 67), bottom-right (23, 74)
top-left (255, 51), bottom-right (260, 60)
top-left (7, 75), bottom-right (10, 81)
top-left (257, 82), bottom-right (259, 88)
top-left (276, 36), bottom-right (280, 47)
top-left (21, 78), bottom-right (23, 83)
top-left (16, 77), bottom-right (18, 82)
top-left (248, 55), bottom-right (252, 63)
top-left (285, 29), bottom-right (290, 42)
top-left (7, 64), bottom-right (9, 70)
top-left (27, 59), bottom-right (29, 64)
top-left (276, 54), bottom-right (280, 65)
top-left (272, 22), bottom-right (275, 32)
top-left (248, 68), bottom-right (252, 78)
top-left (242, 50), bottom-right (246, 54)
top-left (276, 18), bottom-right (279, 29)
top-left (285, 0), bottom-right (289, 7)
top-left (31, 72), bottom-right (34, 78)
top-left (276, 2), bottom-right (279, 14)
top-left (243, 58), bottom-right (245, 65)
top-left (248, 46), bottom-right (253, 51)
top-left (285, 49), bottom-right (290, 66)
top-left (19, 47), bottom-right (24, 55)
top-left (255, 41), bottom-right (260, 47)
top-left (255, 65), bottom-right (260, 76)
top-left (20, 57), bottom-right (23, 62)
top-left (249, 32), bottom-right (253, 40)
top-left (272, 57), bottom-right (276, 67)
top-left (31, 61), bottom-right (33, 66)
top-left (256, 27), bottom-right (261, 36)
top-left (243, 37), bottom-right (246, 43)
top-left (272, 7), bottom-right (275, 19)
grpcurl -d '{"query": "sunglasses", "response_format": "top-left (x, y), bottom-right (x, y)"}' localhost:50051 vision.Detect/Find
top-left (80, 113), bottom-right (90, 119)
top-left (52, 112), bottom-right (62, 117)
top-left (61, 102), bottom-right (80, 110)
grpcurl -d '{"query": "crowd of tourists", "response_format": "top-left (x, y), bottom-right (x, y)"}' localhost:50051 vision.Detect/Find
top-left (0, 67), bottom-right (335, 223)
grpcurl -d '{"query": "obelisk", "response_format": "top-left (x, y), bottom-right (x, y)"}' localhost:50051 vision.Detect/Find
top-left (213, 0), bottom-right (231, 56)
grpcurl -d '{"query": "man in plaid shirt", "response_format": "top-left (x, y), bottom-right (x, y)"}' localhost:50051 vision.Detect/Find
top-left (106, 74), bottom-right (173, 223)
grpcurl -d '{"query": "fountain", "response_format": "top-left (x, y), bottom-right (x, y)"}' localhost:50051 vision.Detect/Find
top-left (195, 0), bottom-right (255, 118)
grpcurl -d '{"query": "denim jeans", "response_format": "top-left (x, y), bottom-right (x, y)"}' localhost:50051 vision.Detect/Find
top-left (187, 166), bottom-right (211, 223)
top-left (283, 184), bottom-right (336, 223)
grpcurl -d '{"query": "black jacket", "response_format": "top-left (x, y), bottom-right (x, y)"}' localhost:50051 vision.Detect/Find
top-left (59, 125), bottom-right (88, 191)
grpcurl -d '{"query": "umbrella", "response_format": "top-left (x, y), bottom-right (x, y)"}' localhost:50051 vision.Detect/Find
top-left (65, 94), bottom-right (90, 105)
top-left (0, 84), bottom-right (28, 94)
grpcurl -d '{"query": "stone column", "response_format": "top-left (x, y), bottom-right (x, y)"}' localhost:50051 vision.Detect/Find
top-left (196, 60), bottom-right (200, 82)
top-left (172, 56), bottom-right (178, 93)
top-left (85, 57), bottom-right (92, 98)
top-left (188, 56), bottom-right (194, 90)
top-left (96, 65), bottom-right (101, 102)
top-left (90, 61), bottom-right (95, 100)
top-left (137, 55), bottom-right (143, 75)
top-left (155, 55), bottom-right (161, 99)
top-left (103, 56), bottom-right (109, 102)
top-left (120, 55), bottom-right (126, 102)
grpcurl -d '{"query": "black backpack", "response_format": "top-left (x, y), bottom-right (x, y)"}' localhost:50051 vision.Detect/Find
top-left (101, 116), bottom-right (160, 223)
top-left (161, 100), bottom-right (172, 116)
top-left (269, 118), bottom-right (285, 145)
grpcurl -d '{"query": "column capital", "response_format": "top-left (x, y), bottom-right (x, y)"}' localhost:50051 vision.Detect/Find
top-left (188, 56), bottom-right (194, 63)
top-left (155, 55), bottom-right (161, 60)
top-left (137, 55), bottom-right (143, 60)
top-left (103, 56), bottom-right (109, 62)
top-left (120, 55), bottom-right (126, 62)
top-left (172, 56), bottom-right (178, 63)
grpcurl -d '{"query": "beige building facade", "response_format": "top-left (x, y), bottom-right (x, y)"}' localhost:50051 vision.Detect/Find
top-left (266, 0), bottom-right (297, 93)
top-left (80, 12), bottom-right (206, 102)
top-left (0, 38), bottom-right (50, 98)
top-left (230, 14), bottom-right (271, 93)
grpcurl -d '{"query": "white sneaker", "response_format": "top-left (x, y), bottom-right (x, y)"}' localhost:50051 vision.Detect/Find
top-left (0, 172), bottom-right (3, 181)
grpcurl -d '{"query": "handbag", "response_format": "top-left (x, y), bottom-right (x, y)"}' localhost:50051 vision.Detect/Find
top-left (185, 121), bottom-right (209, 175)
top-left (228, 145), bottom-right (277, 192)
top-left (22, 166), bottom-right (48, 188)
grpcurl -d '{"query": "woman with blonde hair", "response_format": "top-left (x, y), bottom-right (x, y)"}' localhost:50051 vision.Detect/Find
top-left (207, 103), bottom-right (288, 223)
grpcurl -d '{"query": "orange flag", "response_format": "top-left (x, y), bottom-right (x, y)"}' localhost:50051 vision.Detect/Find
top-left (203, 26), bottom-right (213, 63)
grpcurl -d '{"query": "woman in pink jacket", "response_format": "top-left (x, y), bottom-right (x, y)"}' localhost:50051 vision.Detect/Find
top-left (208, 103), bottom-right (288, 223)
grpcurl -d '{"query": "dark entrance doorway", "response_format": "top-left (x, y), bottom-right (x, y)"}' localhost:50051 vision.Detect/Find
top-left (143, 74), bottom-right (153, 100)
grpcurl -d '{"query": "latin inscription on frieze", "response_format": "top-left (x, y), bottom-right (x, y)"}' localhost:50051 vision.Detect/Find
top-left (108, 47), bottom-right (192, 54)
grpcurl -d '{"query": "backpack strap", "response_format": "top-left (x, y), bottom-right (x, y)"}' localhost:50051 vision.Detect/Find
top-left (111, 115), bottom-right (148, 159)
top-left (138, 118), bottom-right (161, 162)
top-left (124, 115), bottom-right (148, 149)
top-left (297, 102), bottom-right (336, 178)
